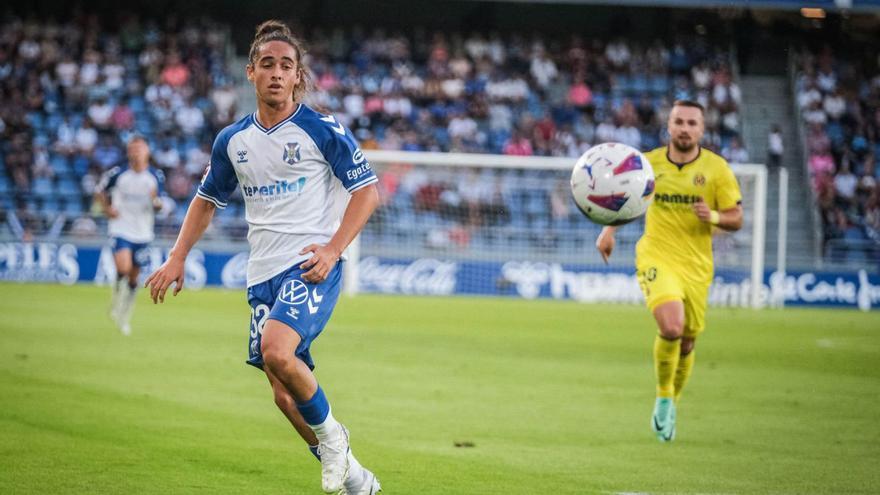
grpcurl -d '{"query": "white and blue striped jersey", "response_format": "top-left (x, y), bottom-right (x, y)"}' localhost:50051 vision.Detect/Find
top-left (97, 166), bottom-right (165, 243)
top-left (197, 104), bottom-right (378, 287)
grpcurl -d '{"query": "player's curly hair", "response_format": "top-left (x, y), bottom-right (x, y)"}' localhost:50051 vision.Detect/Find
top-left (248, 20), bottom-right (312, 102)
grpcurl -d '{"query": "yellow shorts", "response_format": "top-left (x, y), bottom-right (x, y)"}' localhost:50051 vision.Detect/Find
top-left (635, 258), bottom-right (710, 338)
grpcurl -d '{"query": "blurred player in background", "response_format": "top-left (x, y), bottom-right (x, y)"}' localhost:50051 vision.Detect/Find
top-left (144, 20), bottom-right (381, 494)
top-left (95, 135), bottom-right (164, 336)
top-left (596, 100), bottom-right (743, 442)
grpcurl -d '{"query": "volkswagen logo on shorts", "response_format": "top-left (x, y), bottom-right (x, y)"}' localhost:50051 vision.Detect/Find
top-left (278, 279), bottom-right (309, 305)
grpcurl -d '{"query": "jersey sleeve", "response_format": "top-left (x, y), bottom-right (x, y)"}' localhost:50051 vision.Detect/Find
top-left (150, 168), bottom-right (166, 196)
top-left (196, 133), bottom-right (239, 209)
top-left (714, 163), bottom-right (742, 211)
top-left (95, 166), bottom-right (123, 194)
top-left (319, 117), bottom-right (378, 193)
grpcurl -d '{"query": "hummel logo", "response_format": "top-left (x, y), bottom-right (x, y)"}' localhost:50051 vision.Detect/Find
top-left (319, 115), bottom-right (346, 136)
top-left (237, 150), bottom-right (248, 163)
top-left (287, 307), bottom-right (300, 319)
top-left (307, 287), bottom-right (323, 315)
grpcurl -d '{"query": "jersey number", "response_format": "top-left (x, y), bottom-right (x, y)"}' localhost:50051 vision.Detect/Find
top-left (250, 304), bottom-right (270, 338)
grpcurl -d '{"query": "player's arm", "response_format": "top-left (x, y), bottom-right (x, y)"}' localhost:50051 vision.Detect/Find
top-left (144, 196), bottom-right (216, 303)
top-left (596, 226), bottom-right (617, 263)
top-left (300, 184), bottom-right (380, 283)
top-left (145, 131), bottom-right (238, 303)
top-left (149, 188), bottom-right (163, 212)
top-left (94, 168), bottom-right (120, 218)
top-left (301, 118), bottom-right (380, 283)
top-left (95, 190), bottom-right (118, 218)
top-left (150, 169), bottom-right (166, 212)
top-left (693, 198), bottom-right (743, 232)
top-left (694, 166), bottom-right (743, 232)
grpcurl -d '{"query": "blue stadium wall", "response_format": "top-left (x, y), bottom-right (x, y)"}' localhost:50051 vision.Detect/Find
top-left (2, 241), bottom-right (878, 310)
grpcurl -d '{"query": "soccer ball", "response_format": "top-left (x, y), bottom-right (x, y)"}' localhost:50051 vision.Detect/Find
top-left (570, 142), bottom-right (655, 226)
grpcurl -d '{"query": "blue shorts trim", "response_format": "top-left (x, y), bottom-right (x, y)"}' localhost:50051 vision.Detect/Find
top-left (245, 260), bottom-right (343, 371)
top-left (111, 237), bottom-right (150, 266)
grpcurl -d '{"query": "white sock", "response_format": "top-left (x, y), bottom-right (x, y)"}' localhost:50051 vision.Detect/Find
top-left (343, 452), bottom-right (367, 490)
top-left (111, 278), bottom-right (126, 312)
top-left (119, 285), bottom-right (137, 325)
top-left (309, 409), bottom-right (342, 444)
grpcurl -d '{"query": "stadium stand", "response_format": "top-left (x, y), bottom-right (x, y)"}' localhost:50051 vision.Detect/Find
top-left (795, 46), bottom-right (880, 264)
top-left (0, 15), bottom-right (744, 248)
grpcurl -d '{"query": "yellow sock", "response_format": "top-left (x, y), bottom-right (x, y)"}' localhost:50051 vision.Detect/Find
top-left (674, 350), bottom-right (695, 402)
top-left (654, 335), bottom-right (681, 398)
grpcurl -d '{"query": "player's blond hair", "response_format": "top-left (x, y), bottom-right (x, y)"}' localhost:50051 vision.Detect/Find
top-left (248, 20), bottom-right (312, 102)
top-left (672, 99), bottom-right (705, 114)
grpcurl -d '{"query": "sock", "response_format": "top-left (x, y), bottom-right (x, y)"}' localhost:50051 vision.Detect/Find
top-left (343, 452), bottom-right (367, 491)
top-left (308, 444), bottom-right (321, 461)
top-left (674, 350), bottom-right (695, 402)
top-left (296, 386), bottom-right (341, 443)
top-left (120, 284), bottom-right (138, 325)
top-left (654, 334), bottom-right (681, 398)
top-left (112, 276), bottom-right (125, 305)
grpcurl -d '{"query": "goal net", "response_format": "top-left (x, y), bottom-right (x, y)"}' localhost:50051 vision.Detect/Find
top-left (350, 150), bottom-right (767, 308)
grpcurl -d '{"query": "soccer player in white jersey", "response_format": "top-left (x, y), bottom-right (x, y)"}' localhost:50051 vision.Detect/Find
top-left (95, 135), bottom-right (164, 335)
top-left (145, 20), bottom-right (381, 495)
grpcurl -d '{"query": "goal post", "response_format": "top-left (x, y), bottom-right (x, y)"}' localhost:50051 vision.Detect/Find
top-left (348, 150), bottom-right (768, 309)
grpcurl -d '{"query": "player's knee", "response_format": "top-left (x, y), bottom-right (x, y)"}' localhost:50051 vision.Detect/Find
top-left (680, 337), bottom-right (695, 355)
top-left (659, 321), bottom-right (683, 339)
top-left (260, 340), bottom-right (286, 371)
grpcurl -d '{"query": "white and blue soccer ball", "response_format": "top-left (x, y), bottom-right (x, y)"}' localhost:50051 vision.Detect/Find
top-left (570, 142), bottom-right (655, 226)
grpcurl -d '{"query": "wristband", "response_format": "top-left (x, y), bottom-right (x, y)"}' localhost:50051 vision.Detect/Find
top-left (709, 210), bottom-right (720, 225)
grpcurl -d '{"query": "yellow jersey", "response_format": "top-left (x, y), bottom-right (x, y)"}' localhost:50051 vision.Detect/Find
top-left (636, 146), bottom-right (742, 283)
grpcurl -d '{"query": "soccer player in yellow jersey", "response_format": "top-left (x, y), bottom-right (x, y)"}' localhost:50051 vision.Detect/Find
top-left (596, 100), bottom-right (743, 442)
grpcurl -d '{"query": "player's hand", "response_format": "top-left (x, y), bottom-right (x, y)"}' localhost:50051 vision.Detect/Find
top-left (693, 197), bottom-right (712, 223)
top-left (144, 256), bottom-right (186, 304)
top-left (596, 227), bottom-right (616, 264)
top-left (299, 244), bottom-right (340, 283)
top-left (106, 206), bottom-right (119, 219)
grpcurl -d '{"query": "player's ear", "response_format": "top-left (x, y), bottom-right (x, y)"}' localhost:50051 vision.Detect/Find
top-left (246, 63), bottom-right (255, 83)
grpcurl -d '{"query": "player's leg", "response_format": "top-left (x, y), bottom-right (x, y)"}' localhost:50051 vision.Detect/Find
top-left (638, 262), bottom-right (684, 442)
top-left (674, 337), bottom-right (696, 403)
top-left (116, 243), bottom-right (146, 335)
top-left (265, 368), bottom-right (321, 458)
top-left (116, 262), bottom-right (141, 335)
top-left (651, 300), bottom-right (684, 441)
top-left (253, 262), bottom-right (379, 494)
top-left (267, 369), bottom-right (381, 495)
top-left (674, 285), bottom-right (707, 403)
top-left (264, 367), bottom-right (381, 494)
top-left (110, 240), bottom-right (134, 328)
top-left (261, 320), bottom-right (352, 493)
top-left (653, 300), bottom-right (685, 397)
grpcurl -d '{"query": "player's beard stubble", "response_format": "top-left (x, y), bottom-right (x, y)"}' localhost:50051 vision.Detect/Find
top-left (671, 136), bottom-right (697, 154)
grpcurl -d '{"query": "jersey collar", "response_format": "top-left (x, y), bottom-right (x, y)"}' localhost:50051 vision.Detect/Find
top-left (666, 145), bottom-right (702, 170)
top-left (252, 104), bottom-right (303, 135)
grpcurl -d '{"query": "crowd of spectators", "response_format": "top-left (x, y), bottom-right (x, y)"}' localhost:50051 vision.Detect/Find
top-left (299, 28), bottom-right (746, 252)
top-left (796, 46), bottom-right (880, 263)
top-left (303, 29), bottom-right (743, 159)
top-left (1, 16), bottom-right (745, 253)
top-left (0, 13), bottom-right (237, 239)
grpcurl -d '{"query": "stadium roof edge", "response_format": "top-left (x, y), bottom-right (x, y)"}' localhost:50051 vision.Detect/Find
top-left (466, 0), bottom-right (880, 13)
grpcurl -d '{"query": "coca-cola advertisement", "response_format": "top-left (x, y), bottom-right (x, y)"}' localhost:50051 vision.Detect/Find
top-left (1, 242), bottom-right (878, 310)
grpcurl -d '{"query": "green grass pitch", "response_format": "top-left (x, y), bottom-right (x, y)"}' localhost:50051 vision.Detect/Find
top-left (1, 283), bottom-right (879, 494)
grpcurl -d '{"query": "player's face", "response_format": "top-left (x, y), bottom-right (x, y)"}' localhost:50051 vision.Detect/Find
top-left (247, 40), bottom-right (301, 106)
top-left (127, 139), bottom-right (150, 171)
top-left (667, 106), bottom-right (705, 153)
